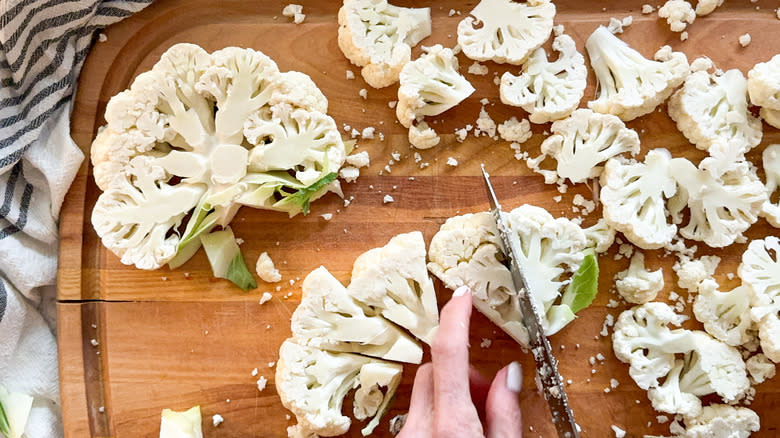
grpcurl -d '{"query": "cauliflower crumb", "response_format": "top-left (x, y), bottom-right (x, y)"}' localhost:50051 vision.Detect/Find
top-left (446, 157), bottom-right (459, 167)
top-left (480, 338), bottom-right (492, 348)
top-left (361, 126), bottom-right (375, 139)
top-left (622, 16), bottom-right (633, 27)
top-left (610, 378), bottom-right (620, 389)
top-left (359, 88), bottom-right (368, 99)
top-left (739, 33), bottom-right (752, 47)
top-left (339, 166), bottom-right (360, 182)
top-left (259, 292), bottom-right (272, 305)
top-left (383, 194), bottom-right (394, 204)
top-left (497, 117), bottom-right (532, 143)
top-left (98, 33), bottom-right (107, 42)
top-left (607, 17), bottom-right (624, 34)
top-left (257, 376), bottom-right (268, 392)
top-left (251, 367), bottom-right (259, 376)
top-left (673, 255), bottom-right (720, 292)
top-left (642, 4), bottom-right (655, 13)
top-left (467, 61), bottom-right (489, 75)
top-left (611, 425), bottom-right (626, 438)
top-left (658, 0), bottom-right (695, 32)
top-left (475, 107), bottom-right (497, 138)
top-left (320, 213), bottom-right (333, 221)
top-left (454, 128), bottom-right (468, 142)
top-left (256, 252), bottom-right (282, 283)
top-left (282, 4), bottom-right (305, 24)
top-left (212, 414), bottom-right (224, 427)
top-left (346, 151), bottom-right (370, 168)
top-left (345, 70), bottom-right (355, 80)
top-left (657, 415), bottom-right (669, 424)
top-left (90, 338), bottom-right (99, 347)
top-left (388, 100), bottom-right (397, 109)
top-left (680, 31), bottom-right (688, 41)
top-left (690, 56), bottom-right (713, 72)
top-left (448, 8), bottom-right (456, 16)
top-left (572, 194), bottom-right (596, 215)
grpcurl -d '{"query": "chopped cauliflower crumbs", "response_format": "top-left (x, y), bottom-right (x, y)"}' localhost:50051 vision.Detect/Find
top-left (475, 107), bottom-right (497, 138)
top-left (680, 31), bottom-right (688, 41)
top-left (455, 128), bottom-right (468, 142)
top-left (282, 4), bottom-right (305, 24)
top-left (739, 33), bottom-right (752, 47)
top-left (498, 117), bottom-right (532, 143)
top-left (383, 194), bottom-right (394, 204)
top-left (212, 414), bottom-right (224, 427)
top-left (346, 70), bottom-right (355, 80)
top-left (259, 292), bottom-right (272, 305)
top-left (257, 376), bottom-right (268, 392)
top-left (467, 61), bottom-right (489, 75)
top-left (448, 8), bottom-right (456, 16)
top-left (256, 252), bottom-right (282, 283)
top-left (98, 33), bottom-right (107, 42)
top-left (388, 100), bottom-right (397, 109)
top-left (610, 378), bottom-right (619, 389)
top-left (642, 4), bottom-right (655, 13)
top-left (611, 425), bottom-right (626, 437)
top-left (339, 166), bottom-right (360, 182)
top-left (657, 415), bottom-right (669, 424)
top-left (446, 157), bottom-right (459, 167)
top-left (346, 151), bottom-right (370, 168)
top-left (251, 367), bottom-right (259, 376)
top-left (480, 338), bottom-right (492, 348)
top-left (361, 127), bottom-right (375, 139)
top-left (320, 213), bottom-right (333, 221)
top-left (607, 17), bottom-right (624, 34)
top-left (359, 88), bottom-right (368, 99)
top-left (572, 194), bottom-right (596, 215)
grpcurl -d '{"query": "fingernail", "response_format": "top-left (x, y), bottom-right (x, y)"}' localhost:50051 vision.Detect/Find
top-left (506, 361), bottom-right (523, 393)
top-left (453, 285), bottom-right (470, 297)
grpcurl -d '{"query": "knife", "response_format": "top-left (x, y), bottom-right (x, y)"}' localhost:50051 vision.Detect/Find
top-left (481, 165), bottom-right (580, 438)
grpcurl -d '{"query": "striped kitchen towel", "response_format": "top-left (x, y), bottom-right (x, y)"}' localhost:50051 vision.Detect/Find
top-left (0, 1), bottom-right (152, 437)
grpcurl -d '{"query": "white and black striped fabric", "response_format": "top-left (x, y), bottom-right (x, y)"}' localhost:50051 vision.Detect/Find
top-left (0, 1), bottom-right (152, 436)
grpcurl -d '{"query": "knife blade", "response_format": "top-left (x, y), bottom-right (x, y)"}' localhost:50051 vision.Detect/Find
top-left (481, 165), bottom-right (580, 438)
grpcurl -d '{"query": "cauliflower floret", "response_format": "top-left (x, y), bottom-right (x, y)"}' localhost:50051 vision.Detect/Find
top-left (456, 0), bottom-right (556, 65)
top-left (347, 232), bottom-right (439, 344)
top-left (600, 149), bottom-right (678, 249)
top-left (668, 157), bottom-right (767, 248)
top-left (694, 0), bottom-right (724, 16)
top-left (748, 55), bottom-right (780, 110)
top-left (428, 205), bottom-right (593, 347)
top-left (538, 109), bottom-right (640, 184)
top-left (760, 144), bottom-right (780, 227)
top-left (674, 255), bottom-right (720, 293)
top-left (693, 279), bottom-right (755, 346)
top-left (351, 362), bottom-right (403, 435)
top-left (738, 236), bottom-right (780, 362)
top-left (291, 266), bottom-right (423, 363)
top-left (616, 252), bottom-right (664, 304)
top-left (658, 0), bottom-right (695, 32)
top-left (499, 33), bottom-right (587, 123)
top-left (337, 0), bottom-right (431, 88)
top-left (497, 117), bottom-right (532, 143)
top-left (746, 353), bottom-right (776, 384)
top-left (396, 44), bottom-right (474, 144)
top-left (668, 69), bottom-right (762, 156)
top-left (586, 26), bottom-right (689, 121)
top-left (669, 404), bottom-right (759, 438)
top-left (584, 218), bottom-right (616, 253)
top-left (407, 121), bottom-right (440, 149)
top-left (276, 340), bottom-right (401, 438)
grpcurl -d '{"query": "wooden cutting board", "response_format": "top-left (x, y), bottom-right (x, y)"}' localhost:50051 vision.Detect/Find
top-left (58, 1), bottom-right (780, 436)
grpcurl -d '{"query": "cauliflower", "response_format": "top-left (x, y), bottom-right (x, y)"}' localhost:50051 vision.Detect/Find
top-left (615, 252), bottom-right (664, 304)
top-left (337, 0), bottom-right (431, 88)
top-left (600, 149), bottom-right (678, 249)
top-left (693, 279), bottom-right (755, 347)
top-left (586, 26), bottom-right (689, 121)
top-left (694, 0), bottom-right (724, 16)
top-left (761, 107), bottom-right (780, 129)
top-left (499, 33), bottom-right (587, 123)
top-left (497, 117), bottom-right (532, 143)
top-left (738, 236), bottom-right (780, 362)
top-left (159, 406), bottom-right (203, 438)
top-left (276, 339), bottom-right (401, 438)
top-left (747, 54), bottom-right (780, 110)
top-left (256, 251), bottom-right (282, 283)
top-left (91, 44), bottom-right (347, 270)
top-left (428, 205), bottom-right (599, 347)
top-left (538, 109), bottom-right (640, 184)
top-left (407, 121), bottom-right (440, 149)
top-left (658, 0), bottom-right (696, 32)
top-left (760, 144), bottom-right (780, 227)
top-left (347, 232), bottom-right (439, 344)
top-left (746, 353), bottom-right (776, 384)
top-left (668, 157), bottom-right (767, 248)
top-left (668, 69), bottom-right (762, 156)
top-left (0, 385), bottom-right (33, 438)
top-left (668, 404), bottom-right (759, 438)
top-left (674, 255), bottom-right (720, 293)
top-left (456, 0), bottom-right (555, 65)
top-left (584, 218), bottom-right (616, 253)
top-left (291, 266), bottom-right (423, 363)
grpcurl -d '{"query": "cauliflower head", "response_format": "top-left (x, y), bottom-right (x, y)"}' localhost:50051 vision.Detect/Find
top-left (457, 0), bottom-right (555, 65)
top-left (669, 405), bottom-right (759, 438)
top-left (668, 69), bottom-right (762, 155)
top-left (747, 54), bottom-right (780, 110)
top-left (739, 236), bottom-right (780, 362)
top-left (291, 266), bottom-right (423, 364)
top-left (668, 157), bottom-right (767, 248)
top-left (616, 252), bottom-right (664, 304)
top-left (586, 26), bottom-right (689, 121)
top-left (276, 340), bottom-right (401, 438)
top-left (539, 109), bottom-right (640, 184)
top-left (600, 149), bottom-right (678, 249)
top-left (760, 144), bottom-right (780, 227)
top-left (428, 205), bottom-right (596, 347)
top-left (499, 33), bottom-right (587, 123)
top-left (347, 232), bottom-right (439, 344)
top-left (91, 44), bottom-right (347, 270)
top-left (337, 0), bottom-right (431, 88)
top-left (693, 279), bottom-right (755, 347)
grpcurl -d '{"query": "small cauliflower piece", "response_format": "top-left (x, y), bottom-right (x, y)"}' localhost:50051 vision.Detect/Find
top-left (499, 33), bottom-right (587, 123)
top-left (738, 33), bottom-right (751, 48)
top-left (600, 149), bottom-right (678, 249)
top-left (276, 340), bottom-right (401, 438)
top-left (291, 266), bottom-right (423, 363)
top-left (539, 109), bottom-right (640, 184)
top-left (761, 144), bottom-right (780, 227)
top-left (497, 117), bottom-right (532, 143)
top-left (669, 404), bottom-right (759, 438)
top-left (668, 69), bottom-right (762, 156)
top-left (407, 121), bottom-right (440, 149)
top-left (337, 0), bottom-right (431, 88)
top-left (658, 0), bottom-right (695, 32)
top-left (747, 54), bottom-right (780, 110)
top-left (282, 4), bottom-right (305, 24)
top-left (694, 0), bottom-right (724, 16)
top-left (615, 252), bottom-right (664, 304)
top-left (739, 236), bottom-right (780, 362)
top-left (457, 0), bottom-right (556, 65)
top-left (345, 151), bottom-right (370, 168)
top-left (256, 252), bottom-right (282, 283)
top-left (586, 26), bottom-right (689, 121)
top-left (674, 255), bottom-right (720, 293)
top-left (584, 218), bottom-right (616, 253)
top-left (159, 406), bottom-right (203, 438)
top-left (668, 157), bottom-right (767, 248)
top-left (746, 353), bottom-right (776, 384)
top-left (352, 362), bottom-right (403, 435)
top-left (347, 232), bottom-right (439, 344)
top-left (396, 44), bottom-right (475, 128)
top-left (693, 279), bottom-right (755, 347)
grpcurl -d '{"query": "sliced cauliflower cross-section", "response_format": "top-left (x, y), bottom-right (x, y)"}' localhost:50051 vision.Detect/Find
top-left (586, 26), bottom-right (689, 121)
top-left (739, 236), bottom-right (780, 362)
top-left (499, 33), bottom-right (587, 123)
top-left (761, 144), bottom-right (780, 227)
top-left (616, 252), bottom-right (664, 304)
top-left (337, 0), bottom-right (432, 88)
top-left (668, 69), bottom-right (762, 156)
top-left (693, 278), bottom-right (755, 347)
top-left (457, 0), bottom-right (556, 65)
top-left (669, 404), bottom-right (759, 438)
top-left (538, 109), bottom-right (640, 184)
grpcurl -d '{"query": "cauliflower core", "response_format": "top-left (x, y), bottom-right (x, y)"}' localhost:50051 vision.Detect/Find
top-left (499, 33), bottom-right (587, 123)
top-left (91, 44), bottom-right (347, 270)
top-left (457, 0), bottom-right (556, 65)
top-left (337, 0), bottom-right (431, 88)
top-left (586, 26), bottom-right (689, 121)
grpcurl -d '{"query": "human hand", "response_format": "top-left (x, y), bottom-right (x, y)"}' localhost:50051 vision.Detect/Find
top-left (398, 286), bottom-right (524, 438)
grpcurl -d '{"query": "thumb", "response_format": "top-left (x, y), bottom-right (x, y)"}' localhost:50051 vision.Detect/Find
top-left (485, 362), bottom-right (523, 438)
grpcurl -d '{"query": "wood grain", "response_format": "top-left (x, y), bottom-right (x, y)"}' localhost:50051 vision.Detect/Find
top-left (58, 1), bottom-right (780, 437)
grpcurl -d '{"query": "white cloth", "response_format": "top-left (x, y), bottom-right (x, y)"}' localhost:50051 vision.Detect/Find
top-left (0, 1), bottom-right (152, 436)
